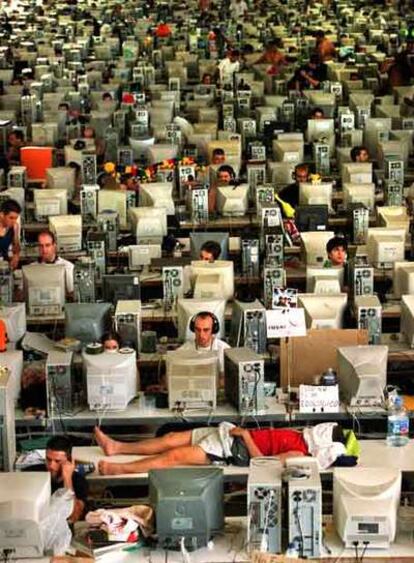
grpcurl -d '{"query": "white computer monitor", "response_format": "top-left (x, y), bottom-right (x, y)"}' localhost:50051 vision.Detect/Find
top-left (393, 261), bottom-right (414, 299)
top-left (0, 472), bottom-right (51, 557)
top-left (216, 185), bottom-right (249, 217)
top-left (166, 349), bottom-right (218, 410)
top-left (128, 244), bottom-right (162, 270)
top-left (147, 144), bottom-right (178, 165)
top-left (128, 136), bottom-right (155, 162)
top-left (299, 182), bottom-right (333, 210)
top-left (176, 298), bottom-right (226, 342)
top-left (306, 118), bottom-right (335, 142)
top-left (49, 215), bottom-right (82, 252)
top-left (33, 188), bottom-right (68, 220)
top-left (363, 117), bottom-right (392, 159)
top-left (190, 260), bottom-right (234, 301)
top-left (273, 140), bottom-right (303, 163)
top-left (377, 206), bottom-right (410, 233)
top-left (83, 349), bottom-right (137, 411)
top-left (45, 167), bottom-right (76, 198)
top-left (333, 467), bottom-right (401, 549)
top-left (0, 303), bottom-right (26, 344)
top-left (343, 183), bottom-right (375, 211)
top-left (367, 227), bottom-right (406, 268)
top-left (297, 293), bottom-right (348, 329)
top-left (306, 266), bottom-right (344, 293)
top-left (337, 345), bottom-right (388, 406)
top-left (139, 181), bottom-right (175, 215)
top-left (342, 162), bottom-right (373, 185)
top-left (98, 189), bottom-right (127, 230)
top-left (0, 350), bottom-right (23, 404)
top-left (128, 207), bottom-right (167, 244)
top-left (301, 231), bottom-right (335, 265)
top-left (22, 264), bottom-right (66, 317)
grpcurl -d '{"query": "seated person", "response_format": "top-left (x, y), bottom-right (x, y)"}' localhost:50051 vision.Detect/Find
top-left (6, 130), bottom-right (25, 166)
top-left (27, 435), bottom-right (88, 524)
top-left (277, 163), bottom-right (310, 209)
top-left (209, 164), bottom-right (237, 213)
top-left (35, 230), bottom-right (74, 297)
top-left (289, 55), bottom-right (327, 91)
top-left (94, 422), bottom-right (356, 475)
top-left (178, 311), bottom-right (230, 375)
top-left (102, 331), bottom-right (121, 352)
top-left (350, 145), bottom-right (370, 163)
top-left (324, 236), bottom-right (348, 267)
top-left (211, 148), bottom-right (226, 166)
top-left (310, 107), bottom-right (325, 120)
top-left (200, 240), bottom-right (222, 262)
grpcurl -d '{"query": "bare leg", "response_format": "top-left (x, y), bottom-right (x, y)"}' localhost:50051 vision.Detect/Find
top-left (98, 445), bottom-right (209, 475)
top-left (94, 426), bottom-right (193, 456)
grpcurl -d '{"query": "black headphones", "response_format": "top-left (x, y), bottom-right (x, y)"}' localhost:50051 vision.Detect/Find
top-left (189, 311), bottom-right (220, 334)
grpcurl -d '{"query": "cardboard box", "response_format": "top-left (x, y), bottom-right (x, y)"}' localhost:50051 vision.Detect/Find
top-left (280, 329), bottom-right (368, 388)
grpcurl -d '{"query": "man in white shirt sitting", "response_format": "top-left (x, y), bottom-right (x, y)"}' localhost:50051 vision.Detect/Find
top-left (36, 230), bottom-right (74, 297)
top-left (218, 49), bottom-right (241, 86)
top-left (179, 311), bottom-right (230, 377)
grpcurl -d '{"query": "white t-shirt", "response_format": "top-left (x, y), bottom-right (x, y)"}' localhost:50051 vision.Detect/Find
top-left (218, 58), bottom-right (240, 86)
top-left (178, 337), bottom-right (230, 373)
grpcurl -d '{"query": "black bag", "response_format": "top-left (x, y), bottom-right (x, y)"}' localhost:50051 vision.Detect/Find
top-left (229, 436), bottom-right (250, 467)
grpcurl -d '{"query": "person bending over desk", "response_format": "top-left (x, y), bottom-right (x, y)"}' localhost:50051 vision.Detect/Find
top-left (95, 422), bottom-right (357, 475)
top-left (0, 198), bottom-right (21, 270)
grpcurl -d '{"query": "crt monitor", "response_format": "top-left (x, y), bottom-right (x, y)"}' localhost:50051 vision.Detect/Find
top-left (98, 190), bottom-right (127, 229)
top-left (367, 227), bottom-right (406, 268)
top-left (190, 260), bottom-right (234, 301)
top-left (102, 274), bottom-right (141, 305)
top-left (393, 261), bottom-right (414, 299)
top-left (176, 298), bottom-right (226, 342)
top-left (343, 183), bottom-right (375, 211)
top-left (0, 472), bottom-right (51, 558)
top-left (306, 118), bottom-right (335, 142)
top-left (22, 264), bottom-right (66, 317)
top-left (83, 348), bottom-right (137, 410)
top-left (65, 302), bottom-right (112, 344)
top-left (149, 467), bottom-right (224, 550)
top-left (216, 185), bottom-right (249, 217)
top-left (33, 188), bottom-right (68, 219)
top-left (295, 205), bottom-right (329, 232)
top-left (139, 182), bottom-right (175, 215)
top-left (129, 207), bottom-right (168, 244)
top-left (301, 230), bottom-right (335, 265)
top-left (190, 232), bottom-right (229, 260)
top-left (342, 162), bottom-right (373, 185)
top-left (306, 266), bottom-right (344, 293)
top-left (45, 166), bottom-right (76, 196)
top-left (337, 345), bottom-right (388, 406)
top-left (299, 182), bottom-right (333, 210)
top-left (128, 244), bottom-right (162, 270)
top-left (297, 293), bottom-right (348, 329)
top-left (333, 467), bottom-right (401, 549)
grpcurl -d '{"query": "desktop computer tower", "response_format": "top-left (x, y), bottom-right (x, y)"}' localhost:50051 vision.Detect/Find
top-left (162, 266), bottom-right (184, 311)
top-left (189, 187), bottom-right (209, 224)
top-left (313, 142), bottom-right (330, 176)
top-left (86, 232), bottom-right (106, 282)
top-left (80, 185), bottom-right (98, 220)
top-left (46, 351), bottom-right (74, 417)
top-left (354, 295), bottom-right (382, 345)
top-left (263, 232), bottom-right (284, 266)
top-left (350, 206), bottom-right (369, 245)
top-left (7, 167), bottom-right (26, 189)
top-left (0, 262), bottom-right (13, 306)
top-left (384, 180), bottom-right (403, 207)
top-left (230, 300), bottom-right (267, 354)
top-left (242, 238), bottom-right (260, 278)
top-left (384, 157), bottom-right (404, 185)
top-left (114, 300), bottom-right (141, 351)
top-left (81, 153), bottom-right (97, 186)
top-left (0, 369), bottom-right (15, 471)
top-left (97, 211), bottom-right (118, 252)
top-left (286, 458), bottom-right (322, 559)
top-left (74, 258), bottom-right (96, 303)
top-left (224, 347), bottom-right (265, 414)
top-left (349, 261), bottom-right (374, 298)
top-left (263, 266), bottom-right (285, 309)
top-left (247, 459), bottom-right (283, 554)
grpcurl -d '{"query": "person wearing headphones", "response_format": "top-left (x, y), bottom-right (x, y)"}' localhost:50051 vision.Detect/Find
top-left (35, 230), bottom-right (74, 297)
top-left (178, 311), bottom-right (230, 375)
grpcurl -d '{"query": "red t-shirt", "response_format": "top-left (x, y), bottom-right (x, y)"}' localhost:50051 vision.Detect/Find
top-left (249, 428), bottom-right (309, 457)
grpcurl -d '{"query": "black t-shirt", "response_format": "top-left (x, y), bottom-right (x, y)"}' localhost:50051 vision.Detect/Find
top-left (278, 182), bottom-right (300, 208)
top-left (25, 464), bottom-right (88, 502)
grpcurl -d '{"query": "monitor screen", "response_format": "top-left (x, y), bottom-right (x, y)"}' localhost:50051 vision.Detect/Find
top-left (65, 302), bottom-right (112, 344)
top-left (149, 467), bottom-right (224, 550)
top-left (295, 205), bottom-right (329, 232)
top-left (190, 232), bottom-right (229, 261)
top-left (102, 274), bottom-right (140, 305)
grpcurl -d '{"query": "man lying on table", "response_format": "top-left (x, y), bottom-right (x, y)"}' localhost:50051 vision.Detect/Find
top-left (95, 422), bottom-right (358, 475)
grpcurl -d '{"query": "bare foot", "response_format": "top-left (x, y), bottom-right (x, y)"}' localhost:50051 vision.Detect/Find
top-left (98, 460), bottom-right (125, 476)
top-left (94, 426), bottom-right (120, 456)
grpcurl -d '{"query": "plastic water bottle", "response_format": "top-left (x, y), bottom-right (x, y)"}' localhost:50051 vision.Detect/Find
top-left (285, 542), bottom-right (299, 558)
top-left (387, 396), bottom-right (410, 447)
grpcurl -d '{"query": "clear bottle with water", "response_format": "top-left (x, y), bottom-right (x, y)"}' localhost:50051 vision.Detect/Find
top-left (387, 396), bottom-right (410, 447)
